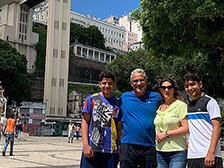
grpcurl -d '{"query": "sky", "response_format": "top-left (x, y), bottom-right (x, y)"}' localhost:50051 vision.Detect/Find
top-left (71, 0), bottom-right (141, 20)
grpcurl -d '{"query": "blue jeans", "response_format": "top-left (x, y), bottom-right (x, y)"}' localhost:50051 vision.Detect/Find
top-left (156, 150), bottom-right (187, 168)
top-left (120, 143), bottom-right (157, 168)
top-left (3, 132), bottom-right (14, 154)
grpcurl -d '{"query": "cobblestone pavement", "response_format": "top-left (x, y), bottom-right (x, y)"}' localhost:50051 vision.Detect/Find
top-left (0, 135), bottom-right (82, 168)
top-left (0, 135), bottom-right (224, 168)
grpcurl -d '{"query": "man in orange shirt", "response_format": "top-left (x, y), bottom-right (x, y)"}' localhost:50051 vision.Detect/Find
top-left (2, 113), bottom-right (16, 156)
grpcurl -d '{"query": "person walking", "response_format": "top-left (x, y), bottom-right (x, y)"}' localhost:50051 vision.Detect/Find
top-left (67, 121), bottom-right (74, 143)
top-left (80, 69), bottom-right (122, 168)
top-left (154, 77), bottom-right (188, 168)
top-left (184, 73), bottom-right (223, 168)
top-left (16, 119), bottom-right (22, 140)
top-left (75, 125), bottom-right (80, 140)
top-left (2, 113), bottom-right (16, 156)
top-left (120, 68), bottom-right (160, 168)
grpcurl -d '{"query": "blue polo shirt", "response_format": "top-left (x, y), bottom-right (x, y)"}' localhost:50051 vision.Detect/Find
top-left (120, 91), bottom-right (160, 146)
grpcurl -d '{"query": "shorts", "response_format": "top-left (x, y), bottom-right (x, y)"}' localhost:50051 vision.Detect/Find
top-left (80, 152), bottom-right (117, 168)
top-left (68, 132), bottom-right (74, 138)
top-left (17, 130), bottom-right (21, 135)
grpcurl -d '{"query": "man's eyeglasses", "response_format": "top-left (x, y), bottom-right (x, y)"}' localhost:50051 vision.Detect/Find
top-left (132, 79), bottom-right (145, 84)
top-left (160, 86), bottom-right (174, 90)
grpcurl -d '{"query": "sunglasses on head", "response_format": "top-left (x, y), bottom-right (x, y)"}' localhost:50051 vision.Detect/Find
top-left (160, 85), bottom-right (174, 90)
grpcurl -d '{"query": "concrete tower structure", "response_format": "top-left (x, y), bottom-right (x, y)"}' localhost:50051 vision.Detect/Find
top-left (0, 0), bottom-right (44, 72)
top-left (44, 0), bottom-right (71, 119)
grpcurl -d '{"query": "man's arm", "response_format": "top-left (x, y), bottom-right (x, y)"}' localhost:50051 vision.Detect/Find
top-left (117, 121), bottom-right (122, 152)
top-left (81, 112), bottom-right (94, 158)
top-left (204, 118), bottom-right (221, 167)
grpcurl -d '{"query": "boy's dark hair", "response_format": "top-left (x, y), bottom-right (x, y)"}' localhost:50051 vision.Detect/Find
top-left (98, 69), bottom-right (116, 82)
top-left (10, 113), bottom-right (15, 118)
top-left (184, 73), bottom-right (200, 83)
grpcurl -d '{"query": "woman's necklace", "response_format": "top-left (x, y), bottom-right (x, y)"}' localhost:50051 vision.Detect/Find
top-left (163, 99), bottom-right (176, 109)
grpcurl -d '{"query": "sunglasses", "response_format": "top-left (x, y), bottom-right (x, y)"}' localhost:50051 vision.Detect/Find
top-left (160, 85), bottom-right (174, 90)
top-left (132, 79), bottom-right (145, 84)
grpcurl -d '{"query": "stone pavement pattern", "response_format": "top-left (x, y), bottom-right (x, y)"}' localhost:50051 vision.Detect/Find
top-left (0, 135), bottom-right (224, 168)
top-left (0, 135), bottom-right (82, 168)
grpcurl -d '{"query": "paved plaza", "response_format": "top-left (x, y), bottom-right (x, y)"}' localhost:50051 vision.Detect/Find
top-left (0, 135), bottom-right (82, 168)
top-left (0, 135), bottom-right (224, 168)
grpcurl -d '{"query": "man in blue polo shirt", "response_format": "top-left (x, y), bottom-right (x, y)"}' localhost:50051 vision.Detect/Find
top-left (120, 68), bottom-right (160, 168)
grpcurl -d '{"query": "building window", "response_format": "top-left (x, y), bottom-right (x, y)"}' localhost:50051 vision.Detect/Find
top-left (50, 107), bottom-right (55, 114)
top-left (77, 47), bottom-right (81, 55)
top-left (54, 20), bottom-right (59, 29)
top-left (33, 119), bottom-right (42, 124)
top-left (61, 50), bottom-right (66, 58)
top-left (33, 109), bottom-right (42, 114)
top-left (20, 108), bottom-right (29, 113)
top-left (62, 22), bottom-right (67, 31)
top-left (59, 79), bottom-right (64, 87)
top-left (58, 108), bottom-right (63, 114)
top-left (53, 49), bottom-right (58, 57)
top-left (63, 0), bottom-right (67, 3)
top-left (51, 78), bottom-right (56, 87)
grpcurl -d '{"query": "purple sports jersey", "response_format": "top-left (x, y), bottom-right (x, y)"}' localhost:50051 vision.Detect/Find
top-left (82, 93), bottom-right (122, 153)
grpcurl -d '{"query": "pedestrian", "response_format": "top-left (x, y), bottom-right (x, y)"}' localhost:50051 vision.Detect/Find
top-left (2, 113), bottom-right (16, 156)
top-left (67, 121), bottom-right (74, 143)
top-left (80, 69), bottom-right (122, 168)
top-left (16, 119), bottom-right (22, 140)
top-left (154, 77), bottom-right (188, 168)
top-left (75, 125), bottom-right (80, 140)
top-left (184, 73), bottom-right (223, 168)
top-left (120, 68), bottom-right (160, 168)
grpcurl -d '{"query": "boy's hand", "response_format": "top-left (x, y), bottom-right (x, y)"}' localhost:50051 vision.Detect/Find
top-left (83, 144), bottom-right (94, 158)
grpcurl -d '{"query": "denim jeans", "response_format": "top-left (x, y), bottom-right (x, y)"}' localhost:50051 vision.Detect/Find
top-left (156, 150), bottom-right (187, 168)
top-left (120, 143), bottom-right (157, 168)
top-left (3, 132), bottom-right (14, 154)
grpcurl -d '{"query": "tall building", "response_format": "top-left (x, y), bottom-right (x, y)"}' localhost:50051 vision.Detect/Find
top-left (0, 0), bottom-right (44, 73)
top-left (33, 0), bottom-right (126, 53)
top-left (43, 0), bottom-right (71, 120)
top-left (118, 13), bottom-right (144, 51)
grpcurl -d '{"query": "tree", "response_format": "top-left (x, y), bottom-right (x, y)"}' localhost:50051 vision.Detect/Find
top-left (0, 39), bottom-right (30, 104)
top-left (33, 27), bottom-right (47, 76)
top-left (70, 23), bottom-right (106, 49)
top-left (137, 0), bottom-right (224, 98)
top-left (107, 50), bottom-right (161, 92)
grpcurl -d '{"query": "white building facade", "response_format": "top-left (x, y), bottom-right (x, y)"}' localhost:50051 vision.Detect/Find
top-left (118, 14), bottom-right (143, 51)
top-left (33, 0), bottom-right (126, 53)
top-left (0, 0), bottom-right (44, 73)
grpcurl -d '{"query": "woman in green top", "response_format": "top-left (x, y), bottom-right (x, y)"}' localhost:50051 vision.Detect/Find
top-left (154, 77), bottom-right (188, 168)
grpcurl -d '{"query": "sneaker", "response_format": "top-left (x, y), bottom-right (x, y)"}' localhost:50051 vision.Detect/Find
top-left (2, 152), bottom-right (5, 156)
top-left (10, 153), bottom-right (13, 156)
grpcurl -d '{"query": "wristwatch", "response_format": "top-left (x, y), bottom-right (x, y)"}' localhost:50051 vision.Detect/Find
top-left (165, 131), bottom-right (169, 138)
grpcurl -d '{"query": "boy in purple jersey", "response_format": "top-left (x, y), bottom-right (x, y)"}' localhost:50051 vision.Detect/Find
top-left (80, 69), bottom-right (122, 168)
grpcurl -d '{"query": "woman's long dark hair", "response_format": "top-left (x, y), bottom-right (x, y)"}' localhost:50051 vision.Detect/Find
top-left (159, 77), bottom-right (182, 104)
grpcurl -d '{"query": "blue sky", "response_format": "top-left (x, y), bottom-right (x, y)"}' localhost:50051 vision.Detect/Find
top-left (71, 0), bottom-right (141, 20)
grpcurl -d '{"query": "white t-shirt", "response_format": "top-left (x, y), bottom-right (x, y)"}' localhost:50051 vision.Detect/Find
top-left (187, 94), bottom-right (222, 159)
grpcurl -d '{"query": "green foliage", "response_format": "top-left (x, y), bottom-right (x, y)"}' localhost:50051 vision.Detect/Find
top-left (136, 0), bottom-right (224, 98)
top-left (0, 39), bottom-right (31, 104)
top-left (107, 50), bottom-right (160, 92)
top-left (33, 27), bottom-right (47, 76)
top-left (68, 83), bottom-right (100, 95)
top-left (70, 23), bottom-right (106, 49)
